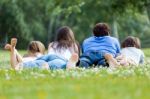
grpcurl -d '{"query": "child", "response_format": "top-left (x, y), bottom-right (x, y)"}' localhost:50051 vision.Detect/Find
top-left (7, 26), bottom-right (79, 70)
top-left (46, 26), bottom-right (80, 69)
top-left (5, 38), bottom-right (46, 69)
top-left (78, 23), bottom-right (121, 68)
top-left (116, 36), bottom-right (145, 66)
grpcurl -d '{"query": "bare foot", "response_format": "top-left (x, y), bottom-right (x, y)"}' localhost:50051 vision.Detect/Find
top-left (66, 53), bottom-right (79, 69)
top-left (104, 53), bottom-right (120, 68)
top-left (4, 44), bottom-right (11, 50)
top-left (11, 38), bottom-right (17, 48)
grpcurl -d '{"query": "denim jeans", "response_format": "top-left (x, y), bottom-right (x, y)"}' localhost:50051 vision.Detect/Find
top-left (78, 51), bottom-right (107, 68)
top-left (23, 54), bottom-right (67, 70)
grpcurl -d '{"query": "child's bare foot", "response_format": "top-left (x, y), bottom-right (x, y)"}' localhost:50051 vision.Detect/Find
top-left (4, 44), bottom-right (11, 50)
top-left (104, 53), bottom-right (120, 68)
top-left (66, 53), bottom-right (79, 69)
top-left (11, 38), bottom-right (17, 48)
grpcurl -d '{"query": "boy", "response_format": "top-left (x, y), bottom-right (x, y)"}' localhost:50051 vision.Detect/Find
top-left (79, 23), bottom-right (120, 68)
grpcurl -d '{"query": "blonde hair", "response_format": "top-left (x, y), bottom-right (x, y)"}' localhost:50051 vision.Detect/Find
top-left (27, 41), bottom-right (45, 55)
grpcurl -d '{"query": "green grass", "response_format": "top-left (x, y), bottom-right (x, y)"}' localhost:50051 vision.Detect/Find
top-left (0, 49), bottom-right (150, 99)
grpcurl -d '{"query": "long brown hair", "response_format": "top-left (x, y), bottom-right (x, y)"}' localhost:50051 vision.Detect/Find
top-left (51, 26), bottom-right (79, 54)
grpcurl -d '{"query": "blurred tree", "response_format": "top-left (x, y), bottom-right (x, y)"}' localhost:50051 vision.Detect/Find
top-left (0, 0), bottom-right (150, 48)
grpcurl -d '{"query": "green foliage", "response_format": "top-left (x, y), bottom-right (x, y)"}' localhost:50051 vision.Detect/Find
top-left (0, 0), bottom-right (150, 48)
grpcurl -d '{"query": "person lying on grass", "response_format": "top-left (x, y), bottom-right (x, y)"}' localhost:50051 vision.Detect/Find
top-left (5, 39), bottom-right (45, 69)
top-left (6, 26), bottom-right (79, 70)
top-left (47, 26), bottom-right (80, 69)
top-left (116, 36), bottom-right (145, 66)
top-left (77, 22), bottom-right (121, 68)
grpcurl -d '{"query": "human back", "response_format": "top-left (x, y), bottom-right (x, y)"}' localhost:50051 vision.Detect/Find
top-left (83, 36), bottom-right (120, 57)
top-left (48, 26), bottom-right (79, 60)
top-left (82, 23), bottom-right (120, 57)
top-left (120, 36), bottom-right (145, 65)
top-left (79, 23), bottom-right (121, 67)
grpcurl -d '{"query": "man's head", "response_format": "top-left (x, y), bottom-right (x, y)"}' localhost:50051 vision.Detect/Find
top-left (93, 23), bottom-right (110, 37)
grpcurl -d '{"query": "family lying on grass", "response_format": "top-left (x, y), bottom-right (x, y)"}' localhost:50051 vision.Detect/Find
top-left (4, 23), bottom-right (145, 70)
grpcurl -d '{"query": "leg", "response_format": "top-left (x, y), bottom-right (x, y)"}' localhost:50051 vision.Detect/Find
top-left (5, 43), bottom-right (23, 63)
top-left (78, 52), bottom-right (95, 68)
top-left (10, 38), bottom-right (20, 69)
top-left (37, 54), bottom-right (67, 70)
top-left (4, 44), bottom-right (11, 50)
top-left (36, 54), bottom-right (66, 62)
top-left (23, 60), bottom-right (49, 69)
top-left (48, 59), bottom-right (67, 70)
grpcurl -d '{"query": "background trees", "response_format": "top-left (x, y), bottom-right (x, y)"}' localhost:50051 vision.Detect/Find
top-left (0, 0), bottom-right (150, 48)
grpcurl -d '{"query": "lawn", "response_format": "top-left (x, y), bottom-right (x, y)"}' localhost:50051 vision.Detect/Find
top-left (0, 49), bottom-right (150, 99)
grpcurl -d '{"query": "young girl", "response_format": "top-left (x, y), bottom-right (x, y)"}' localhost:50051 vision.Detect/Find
top-left (5, 38), bottom-right (46, 69)
top-left (116, 36), bottom-right (145, 66)
top-left (47, 26), bottom-right (80, 69)
top-left (7, 26), bottom-right (79, 70)
top-left (48, 26), bottom-right (79, 60)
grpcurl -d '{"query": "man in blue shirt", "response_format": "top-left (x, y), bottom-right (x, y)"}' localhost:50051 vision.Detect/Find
top-left (79, 23), bottom-right (120, 68)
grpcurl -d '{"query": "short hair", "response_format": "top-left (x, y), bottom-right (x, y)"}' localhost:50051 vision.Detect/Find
top-left (93, 23), bottom-right (110, 37)
top-left (121, 36), bottom-right (141, 49)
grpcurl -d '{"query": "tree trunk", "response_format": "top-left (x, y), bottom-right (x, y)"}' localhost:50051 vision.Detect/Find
top-left (47, 17), bottom-right (55, 45)
top-left (146, 4), bottom-right (150, 23)
top-left (111, 16), bottom-right (119, 39)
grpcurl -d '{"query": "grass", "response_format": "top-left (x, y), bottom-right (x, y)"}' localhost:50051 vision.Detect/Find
top-left (0, 49), bottom-right (150, 99)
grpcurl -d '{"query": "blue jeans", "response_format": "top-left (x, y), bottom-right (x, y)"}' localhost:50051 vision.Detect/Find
top-left (78, 51), bottom-right (107, 68)
top-left (23, 54), bottom-right (67, 70)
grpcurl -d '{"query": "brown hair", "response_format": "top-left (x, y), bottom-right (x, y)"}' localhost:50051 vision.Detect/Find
top-left (93, 23), bottom-right (110, 37)
top-left (51, 26), bottom-right (79, 54)
top-left (27, 41), bottom-right (45, 55)
top-left (121, 36), bottom-right (141, 49)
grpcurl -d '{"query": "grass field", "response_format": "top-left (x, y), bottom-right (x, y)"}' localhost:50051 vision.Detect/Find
top-left (0, 49), bottom-right (150, 99)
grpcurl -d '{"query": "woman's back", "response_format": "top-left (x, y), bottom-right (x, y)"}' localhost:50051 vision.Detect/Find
top-left (48, 42), bottom-right (78, 60)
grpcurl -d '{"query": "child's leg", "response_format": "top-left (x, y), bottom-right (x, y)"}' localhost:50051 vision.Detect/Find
top-left (78, 52), bottom-right (96, 68)
top-left (66, 53), bottom-right (79, 69)
top-left (10, 38), bottom-right (23, 70)
top-left (104, 53), bottom-right (120, 68)
top-left (5, 43), bottom-right (23, 63)
top-left (14, 49), bottom-right (23, 62)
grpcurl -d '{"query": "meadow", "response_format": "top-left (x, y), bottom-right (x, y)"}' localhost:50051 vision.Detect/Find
top-left (0, 49), bottom-right (150, 99)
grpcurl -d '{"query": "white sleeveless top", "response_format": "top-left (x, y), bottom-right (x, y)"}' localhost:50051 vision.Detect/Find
top-left (48, 42), bottom-right (77, 60)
